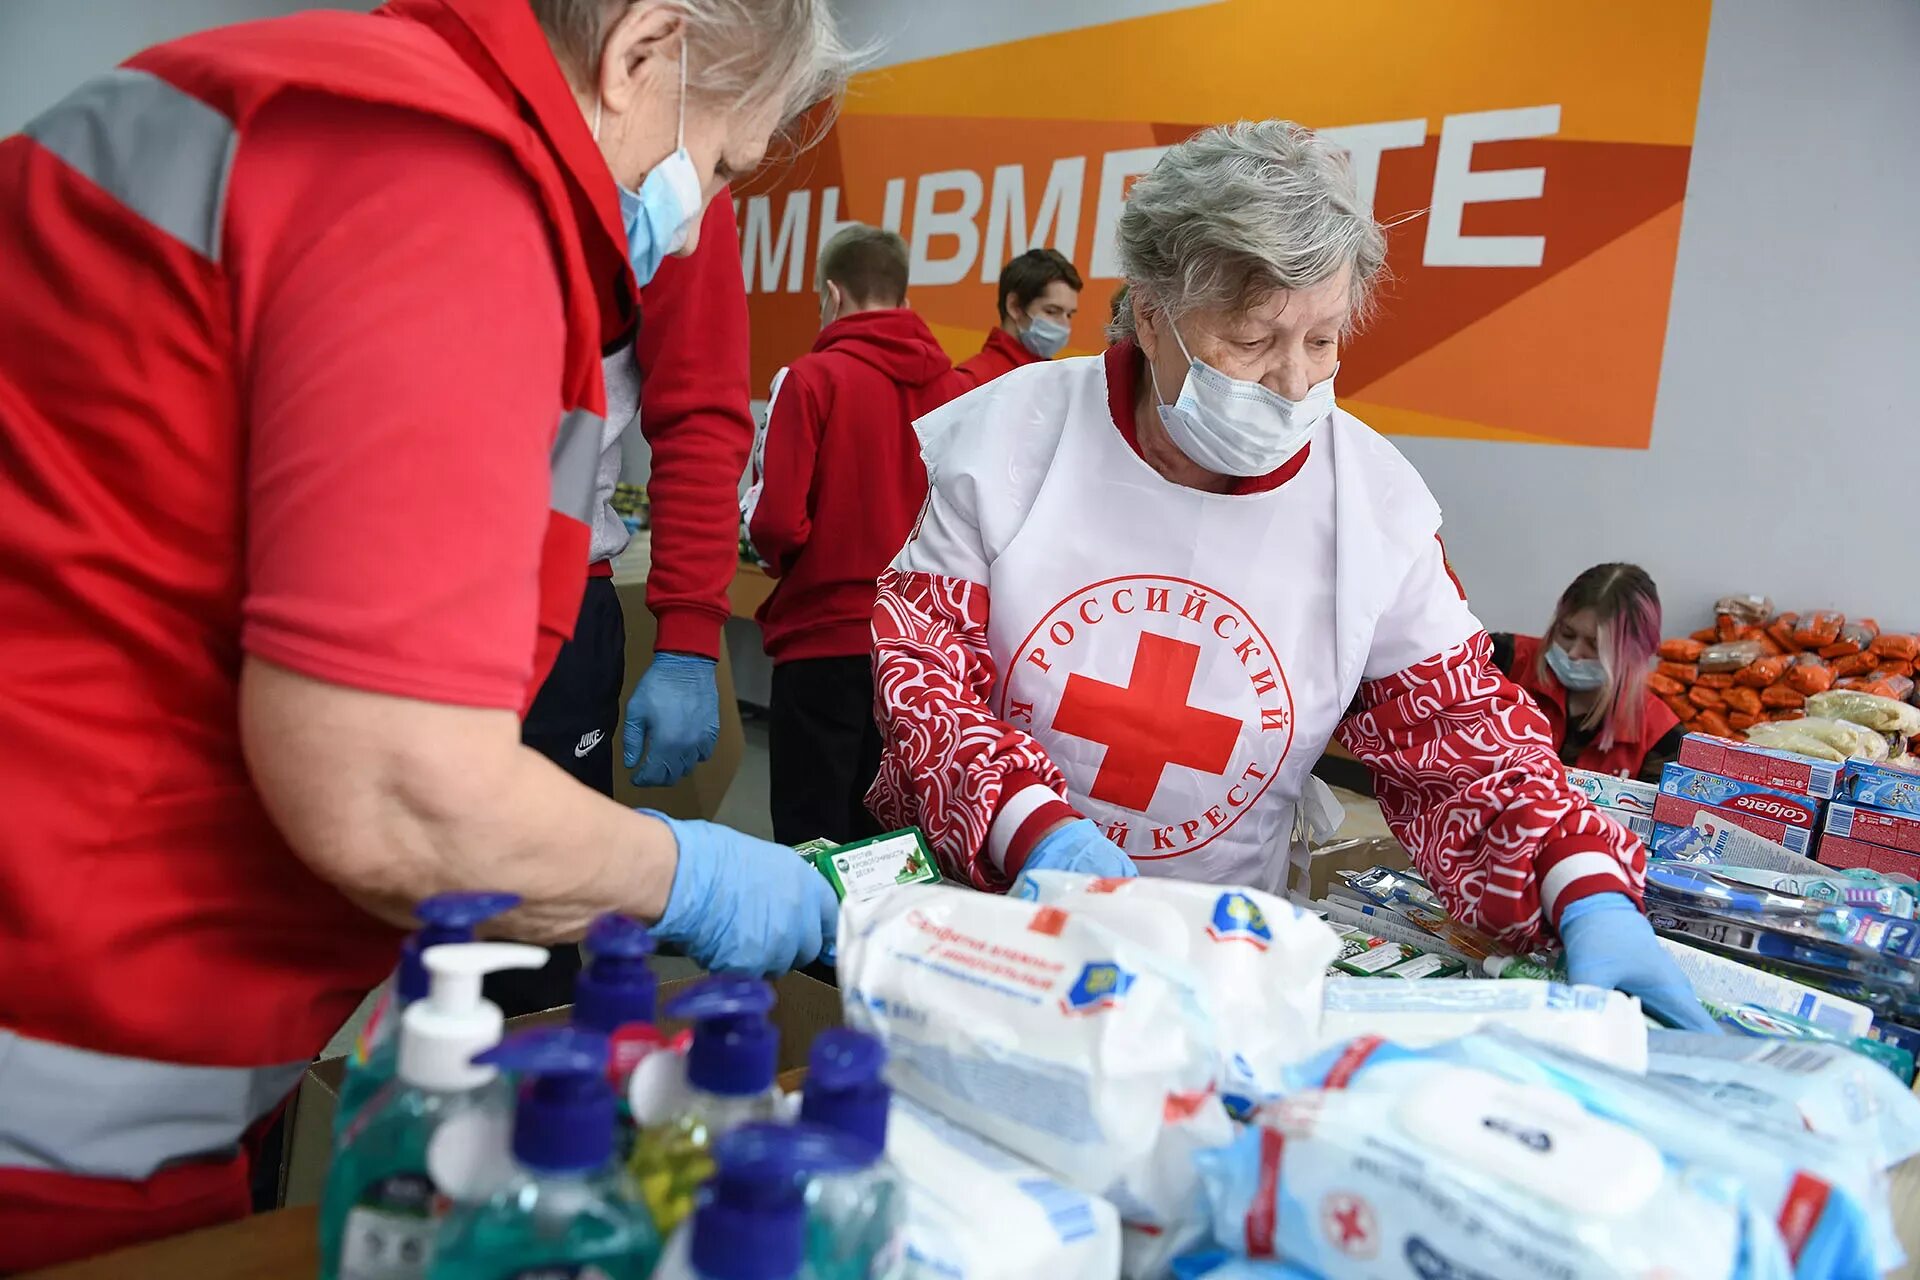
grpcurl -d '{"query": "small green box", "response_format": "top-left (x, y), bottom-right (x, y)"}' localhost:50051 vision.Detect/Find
top-left (809, 828), bottom-right (940, 903)
top-left (792, 838), bottom-right (837, 869)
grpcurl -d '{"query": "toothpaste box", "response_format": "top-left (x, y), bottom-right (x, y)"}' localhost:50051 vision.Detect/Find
top-left (1651, 794), bottom-right (1816, 855)
top-left (1817, 832), bottom-right (1920, 877)
top-left (1842, 759), bottom-right (1920, 818)
top-left (1596, 804), bottom-right (1655, 844)
top-left (1675, 732), bottom-right (1845, 800)
top-left (1659, 765), bottom-right (1823, 829)
top-left (1824, 802), bottom-right (1920, 857)
top-left (1565, 768), bottom-right (1659, 814)
top-left (808, 828), bottom-right (942, 903)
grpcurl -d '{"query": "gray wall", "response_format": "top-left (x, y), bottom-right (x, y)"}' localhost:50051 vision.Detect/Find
top-left (1395, 0), bottom-right (1920, 634)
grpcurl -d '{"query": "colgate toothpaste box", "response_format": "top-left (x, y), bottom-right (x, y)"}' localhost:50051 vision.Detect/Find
top-left (1818, 831), bottom-right (1920, 877)
top-left (1659, 765), bottom-right (1823, 828)
top-left (1674, 733), bottom-right (1845, 800)
top-left (1825, 802), bottom-right (1920, 857)
top-left (1652, 790), bottom-right (1818, 855)
top-left (1842, 759), bottom-right (1920, 819)
top-left (1565, 768), bottom-right (1659, 814)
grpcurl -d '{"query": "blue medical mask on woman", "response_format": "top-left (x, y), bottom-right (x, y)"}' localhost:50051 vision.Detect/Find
top-left (1150, 317), bottom-right (1335, 477)
top-left (596, 53), bottom-right (703, 287)
top-left (1019, 313), bottom-right (1071, 358)
top-left (1547, 643), bottom-right (1609, 692)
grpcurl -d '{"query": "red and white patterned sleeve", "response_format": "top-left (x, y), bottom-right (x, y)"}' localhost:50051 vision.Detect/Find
top-left (1336, 540), bottom-right (1645, 950)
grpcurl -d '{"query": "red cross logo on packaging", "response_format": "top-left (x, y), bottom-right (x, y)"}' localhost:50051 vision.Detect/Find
top-left (1003, 575), bottom-right (1294, 860)
top-left (1320, 1192), bottom-right (1378, 1259)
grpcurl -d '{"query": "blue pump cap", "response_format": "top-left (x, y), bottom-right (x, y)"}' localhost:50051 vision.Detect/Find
top-left (573, 913), bottom-right (659, 1035)
top-left (473, 1027), bottom-right (614, 1174)
top-left (664, 975), bottom-right (777, 1098)
top-left (692, 1122), bottom-right (867, 1280)
top-left (397, 892), bottom-right (522, 1002)
top-left (798, 1029), bottom-right (889, 1156)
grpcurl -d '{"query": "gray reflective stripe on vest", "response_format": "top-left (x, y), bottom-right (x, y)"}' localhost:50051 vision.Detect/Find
top-left (0, 1030), bottom-right (307, 1180)
top-left (24, 67), bottom-right (237, 262)
top-left (551, 407), bottom-right (603, 524)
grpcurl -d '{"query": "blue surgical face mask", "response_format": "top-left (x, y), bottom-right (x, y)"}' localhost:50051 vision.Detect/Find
top-left (1547, 643), bottom-right (1609, 692)
top-left (1151, 318), bottom-right (1334, 477)
top-left (596, 53), bottom-right (703, 287)
top-left (1019, 312), bottom-right (1071, 359)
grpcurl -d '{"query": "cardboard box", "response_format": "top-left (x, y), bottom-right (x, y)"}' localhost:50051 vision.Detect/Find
top-left (1566, 768), bottom-right (1659, 814)
top-left (281, 971), bottom-right (842, 1208)
top-left (1826, 802), bottom-right (1920, 856)
top-left (1659, 764), bottom-right (1823, 829)
top-left (1651, 794), bottom-right (1816, 855)
top-left (1843, 760), bottom-right (1920, 818)
top-left (1675, 732), bottom-right (1845, 800)
top-left (1819, 831), bottom-right (1920, 877)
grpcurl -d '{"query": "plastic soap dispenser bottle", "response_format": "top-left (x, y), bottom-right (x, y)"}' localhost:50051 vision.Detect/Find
top-left (573, 913), bottom-right (668, 1149)
top-left (798, 1030), bottom-right (906, 1280)
top-left (337, 892), bottom-right (523, 1140)
top-left (627, 975), bottom-right (784, 1235)
top-left (653, 1123), bottom-right (867, 1280)
top-left (320, 942), bottom-right (546, 1280)
top-left (428, 1027), bottom-right (663, 1280)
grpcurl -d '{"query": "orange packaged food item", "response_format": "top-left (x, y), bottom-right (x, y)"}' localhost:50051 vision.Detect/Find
top-left (1794, 611), bottom-right (1845, 648)
top-left (1657, 661), bottom-right (1699, 684)
top-left (1690, 628), bottom-right (1719, 645)
top-left (1722, 687), bottom-right (1763, 718)
top-left (1647, 672), bottom-right (1687, 699)
top-left (1872, 634), bottom-right (1920, 662)
top-left (1696, 711), bottom-right (1736, 739)
top-left (1659, 638), bottom-right (1706, 663)
top-left (1762, 684), bottom-right (1807, 711)
top-left (1716, 615), bottom-right (1742, 643)
top-left (1688, 686), bottom-right (1726, 711)
top-left (1697, 673), bottom-right (1737, 690)
top-left (1833, 652), bottom-right (1879, 678)
top-left (1737, 656), bottom-right (1790, 687)
top-left (1785, 662), bottom-right (1836, 696)
top-left (1661, 693), bottom-right (1698, 723)
top-left (1755, 634), bottom-right (1788, 658)
top-left (1819, 641), bottom-right (1863, 660)
top-left (1729, 712), bottom-right (1761, 732)
top-left (1879, 661), bottom-right (1916, 679)
top-left (1766, 621), bottom-right (1801, 653)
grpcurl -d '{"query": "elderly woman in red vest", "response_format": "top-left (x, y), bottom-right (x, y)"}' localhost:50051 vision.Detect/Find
top-left (1492, 564), bottom-right (1683, 784)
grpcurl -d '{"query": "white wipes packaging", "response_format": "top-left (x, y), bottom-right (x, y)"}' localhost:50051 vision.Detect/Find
top-left (1319, 978), bottom-right (1649, 1072)
top-left (1014, 871), bottom-right (1340, 1108)
top-left (838, 886), bottom-right (1231, 1233)
top-left (888, 1096), bottom-right (1120, 1280)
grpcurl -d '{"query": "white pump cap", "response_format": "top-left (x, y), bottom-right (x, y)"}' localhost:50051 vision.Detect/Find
top-left (398, 942), bottom-right (549, 1092)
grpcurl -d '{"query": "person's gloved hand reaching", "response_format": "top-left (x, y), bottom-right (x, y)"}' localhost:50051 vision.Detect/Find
top-left (1019, 818), bottom-right (1137, 881)
top-left (623, 653), bottom-right (719, 787)
top-left (1559, 892), bottom-right (1717, 1031)
top-left (647, 812), bottom-right (838, 974)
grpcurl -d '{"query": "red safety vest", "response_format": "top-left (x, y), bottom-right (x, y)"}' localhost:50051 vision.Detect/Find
top-left (1508, 635), bottom-right (1681, 780)
top-left (0, 4), bottom-right (614, 1265)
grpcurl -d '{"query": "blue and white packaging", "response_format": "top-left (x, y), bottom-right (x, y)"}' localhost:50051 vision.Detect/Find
top-left (1014, 871), bottom-right (1340, 1111)
top-left (1649, 1031), bottom-right (1920, 1172)
top-left (1598, 803), bottom-right (1655, 843)
top-left (837, 886), bottom-right (1231, 1242)
top-left (1843, 758), bottom-right (1920, 818)
top-left (1319, 978), bottom-right (1648, 1072)
top-left (1567, 767), bottom-right (1660, 814)
top-left (1199, 1037), bottom-right (1777, 1280)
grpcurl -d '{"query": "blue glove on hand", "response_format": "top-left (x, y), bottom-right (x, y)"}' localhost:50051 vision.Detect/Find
top-left (648, 812), bottom-right (838, 975)
top-left (1021, 818), bottom-right (1138, 880)
top-left (1560, 892), bottom-right (1718, 1031)
top-left (623, 653), bottom-right (719, 788)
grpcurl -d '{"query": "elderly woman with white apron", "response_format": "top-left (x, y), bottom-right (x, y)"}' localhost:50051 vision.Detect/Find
top-left (869, 120), bottom-right (1711, 1030)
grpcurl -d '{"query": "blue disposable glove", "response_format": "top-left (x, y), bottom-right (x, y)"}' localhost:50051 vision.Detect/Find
top-left (1559, 892), bottom-right (1718, 1031)
top-left (648, 812), bottom-right (839, 975)
top-left (623, 653), bottom-right (719, 788)
top-left (1021, 818), bottom-right (1138, 880)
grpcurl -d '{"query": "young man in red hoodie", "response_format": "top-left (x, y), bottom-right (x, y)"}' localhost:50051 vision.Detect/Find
top-left (956, 247), bottom-right (1084, 388)
top-left (744, 225), bottom-right (971, 844)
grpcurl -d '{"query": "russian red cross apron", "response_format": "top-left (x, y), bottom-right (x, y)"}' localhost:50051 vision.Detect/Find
top-left (984, 369), bottom-right (1352, 891)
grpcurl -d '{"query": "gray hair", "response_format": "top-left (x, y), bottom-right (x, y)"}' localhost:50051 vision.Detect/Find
top-left (1109, 120), bottom-right (1387, 342)
top-left (532, 0), bottom-right (855, 140)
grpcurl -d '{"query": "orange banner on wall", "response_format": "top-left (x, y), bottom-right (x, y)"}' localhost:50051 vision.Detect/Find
top-left (734, 0), bottom-right (1712, 449)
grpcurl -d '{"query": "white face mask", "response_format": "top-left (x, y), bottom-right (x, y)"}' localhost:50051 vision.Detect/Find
top-left (1150, 318), bottom-right (1336, 477)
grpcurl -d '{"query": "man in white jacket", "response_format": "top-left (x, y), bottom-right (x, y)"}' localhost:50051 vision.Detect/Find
top-left (869, 121), bottom-right (1713, 1030)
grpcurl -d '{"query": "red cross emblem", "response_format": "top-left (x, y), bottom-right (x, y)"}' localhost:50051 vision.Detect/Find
top-left (1320, 1192), bottom-right (1377, 1258)
top-left (1051, 631), bottom-right (1240, 810)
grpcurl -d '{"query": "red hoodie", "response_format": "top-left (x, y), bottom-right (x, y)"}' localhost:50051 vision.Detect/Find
top-left (956, 325), bottom-right (1043, 388)
top-left (746, 309), bottom-right (970, 661)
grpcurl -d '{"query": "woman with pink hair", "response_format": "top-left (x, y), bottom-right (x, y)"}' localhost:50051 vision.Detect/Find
top-left (1493, 563), bottom-right (1683, 783)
